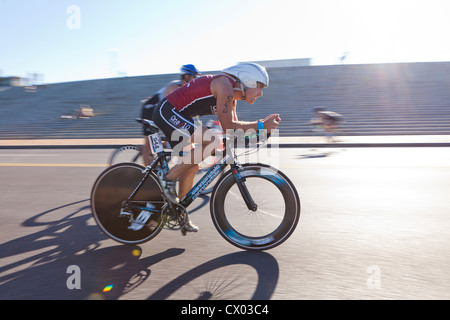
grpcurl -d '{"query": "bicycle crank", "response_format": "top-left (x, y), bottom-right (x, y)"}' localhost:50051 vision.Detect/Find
top-left (161, 203), bottom-right (187, 230)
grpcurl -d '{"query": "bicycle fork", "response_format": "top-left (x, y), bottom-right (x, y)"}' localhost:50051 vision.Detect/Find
top-left (231, 165), bottom-right (258, 212)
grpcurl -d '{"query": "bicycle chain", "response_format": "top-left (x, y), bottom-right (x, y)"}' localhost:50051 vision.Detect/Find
top-left (161, 203), bottom-right (187, 230)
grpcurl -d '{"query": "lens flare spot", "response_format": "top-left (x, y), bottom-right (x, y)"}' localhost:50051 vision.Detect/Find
top-left (87, 293), bottom-right (104, 300)
top-left (103, 284), bottom-right (114, 292)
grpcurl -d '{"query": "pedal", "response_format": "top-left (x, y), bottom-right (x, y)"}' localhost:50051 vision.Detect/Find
top-left (119, 209), bottom-right (133, 218)
top-left (128, 210), bottom-right (151, 231)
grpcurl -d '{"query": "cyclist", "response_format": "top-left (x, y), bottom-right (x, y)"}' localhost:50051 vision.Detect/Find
top-left (141, 64), bottom-right (200, 165)
top-left (309, 107), bottom-right (343, 142)
top-left (152, 62), bottom-right (280, 233)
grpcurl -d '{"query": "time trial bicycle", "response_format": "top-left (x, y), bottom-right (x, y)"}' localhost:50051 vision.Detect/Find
top-left (90, 120), bottom-right (300, 251)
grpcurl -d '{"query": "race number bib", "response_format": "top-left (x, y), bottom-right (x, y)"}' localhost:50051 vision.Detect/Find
top-left (149, 133), bottom-right (164, 154)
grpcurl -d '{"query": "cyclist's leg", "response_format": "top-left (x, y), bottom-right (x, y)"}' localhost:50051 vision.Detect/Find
top-left (153, 102), bottom-right (220, 233)
top-left (165, 145), bottom-right (201, 233)
top-left (167, 125), bottom-right (219, 184)
top-left (178, 163), bottom-right (199, 199)
top-left (152, 101), bottom-right (198, 204)
top-left (324, 121), bottom-right (338, 142)
top-left (174, 126), bottom-right (219, 233)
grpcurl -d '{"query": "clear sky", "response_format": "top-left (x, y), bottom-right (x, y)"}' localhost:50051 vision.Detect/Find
top-left (1, 0), bottom-right (450, 84)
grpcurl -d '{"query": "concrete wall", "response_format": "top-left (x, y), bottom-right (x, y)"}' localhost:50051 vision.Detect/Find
top-left (1, 61), bottom-right (450, 139)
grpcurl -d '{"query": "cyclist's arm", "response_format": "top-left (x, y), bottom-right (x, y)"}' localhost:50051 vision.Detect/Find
top-left (231, 103), bottom-right (238, 122)
top-left (164, 82), bottom-right (179, 96)
top-left (211, 76), bottom-right (258, 132)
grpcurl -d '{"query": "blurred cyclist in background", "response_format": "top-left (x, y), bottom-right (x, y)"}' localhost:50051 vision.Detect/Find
top-left (140, 64), bottom-right (200, 165)
top-left (152, 62), bottom-right (280, 233)
top-left (309, 107), bottom-right (343, 142)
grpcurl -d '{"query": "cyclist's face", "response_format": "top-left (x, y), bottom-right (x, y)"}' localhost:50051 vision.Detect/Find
top-left (183, 74), bottom-right (197, 83)
top-left (245, 82), bottom-right (265, 104)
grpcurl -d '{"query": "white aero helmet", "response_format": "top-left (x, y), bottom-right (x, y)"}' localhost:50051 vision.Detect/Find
top-left (222, 63), bottom-right (269, 89)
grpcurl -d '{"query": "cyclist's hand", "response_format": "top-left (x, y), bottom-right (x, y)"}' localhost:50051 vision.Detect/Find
top-left (262, 114), bottom-right (280, 132)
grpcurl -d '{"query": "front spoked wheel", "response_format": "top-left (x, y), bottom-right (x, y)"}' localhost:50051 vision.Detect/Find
top-left (109, 145), bottom-right (147, 166)
top-left (91, 163), bottom-right (165, 244)
top-left (210, 164), bottom-right (300, 251)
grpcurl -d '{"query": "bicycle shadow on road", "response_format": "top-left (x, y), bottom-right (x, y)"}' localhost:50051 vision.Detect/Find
top-left (147, 251), bottom-right (280, 300)
top-left (0, 199), bottom-right (184, 300)
top-left (296, 148), bottom-right (345, 159)
top-left (188, 194), bottom-right (210, 214)
top-left (0, 199), bottom-right (279, 300)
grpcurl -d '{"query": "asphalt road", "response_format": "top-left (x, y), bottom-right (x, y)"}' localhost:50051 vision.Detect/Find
top-left (1, 147), bottom-right (450, 301)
